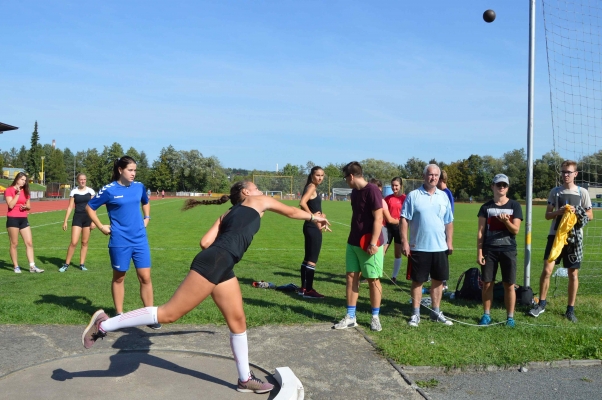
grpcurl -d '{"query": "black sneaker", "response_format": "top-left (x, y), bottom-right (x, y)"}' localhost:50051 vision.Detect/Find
top-left (529, 304), bottom-right (545, 317)
top-left (147, 323), bottom-right (162, 330)
top-left (565, 310), bottom-right (578, 323)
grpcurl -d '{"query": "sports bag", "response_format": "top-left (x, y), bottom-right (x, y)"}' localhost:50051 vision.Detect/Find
top-left (454, 267), bottom-right (483, 301)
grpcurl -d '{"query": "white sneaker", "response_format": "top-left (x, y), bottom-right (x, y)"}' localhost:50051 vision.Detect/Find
top-left (430, 311), bottom-right (453, 325)
top-left (333, 314), bottom-right (358, 330)
top-left (370, 316), bottom-right (382, 332)
top-left (408, 314), bottom-right (420, 327)
top-left (30, 266), bottom-right (44, 273)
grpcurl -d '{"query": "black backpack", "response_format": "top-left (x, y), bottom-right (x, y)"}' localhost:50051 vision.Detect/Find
top-left (454, 267), bottom-right (483, 301)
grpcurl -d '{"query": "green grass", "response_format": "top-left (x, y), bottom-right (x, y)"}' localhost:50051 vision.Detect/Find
top-left (0, 199), bottom-right (600, 367)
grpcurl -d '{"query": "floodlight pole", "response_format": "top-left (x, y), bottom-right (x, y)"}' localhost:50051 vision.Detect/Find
top-left (524, 0), bottom-right (536, 288)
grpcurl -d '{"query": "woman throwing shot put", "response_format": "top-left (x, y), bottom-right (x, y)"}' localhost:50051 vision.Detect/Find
top-left (298, 166), bottom-right (331, 298)
top-left (5, 172), bottom-right (43, 273)
top-left (82, 180), bottom-right (329, 393)
top-left (60, 173), bottom-right (96, 272)
top-left (86, 156), bottom-right (160, 329)
top-left (384, 177), bottom-right (406, 282)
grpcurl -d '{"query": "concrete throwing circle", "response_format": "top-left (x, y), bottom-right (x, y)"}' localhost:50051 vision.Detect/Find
top-left (0, 350), bottom-right (275, 400)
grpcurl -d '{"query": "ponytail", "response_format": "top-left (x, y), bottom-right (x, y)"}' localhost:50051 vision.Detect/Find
top-left (182, 181), bottom-right (252, 211)
top-left (182, 195), bottom-right (229, 210)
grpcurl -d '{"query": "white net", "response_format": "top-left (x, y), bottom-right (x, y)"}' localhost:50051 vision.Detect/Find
top-left (543, 0), bottom-right (602, 293)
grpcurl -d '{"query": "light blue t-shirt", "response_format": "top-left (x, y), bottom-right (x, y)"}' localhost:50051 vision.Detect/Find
top-left (88, 181), bottom-right (149, 247)
top-left (401, 185), bottom-right (453, 252)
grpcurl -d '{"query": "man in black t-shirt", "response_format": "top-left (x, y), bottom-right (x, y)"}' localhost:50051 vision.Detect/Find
top-left (476, 174), bottom-right (523, 327)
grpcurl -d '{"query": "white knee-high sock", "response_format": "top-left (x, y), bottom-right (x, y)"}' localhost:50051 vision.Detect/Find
top-left (100, 307), bottom-right (158, 332)
top-left (392, 258), bottom-right (402, 278)
top-left (230, 331), bottom-right (250, 382)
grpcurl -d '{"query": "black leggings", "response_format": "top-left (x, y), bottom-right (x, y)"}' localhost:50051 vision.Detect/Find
top-left (303, 222), bottom-right (322, 264)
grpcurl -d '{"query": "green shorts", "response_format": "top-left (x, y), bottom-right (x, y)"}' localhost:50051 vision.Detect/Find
top-left (346, 243), bottom-right (384, 279)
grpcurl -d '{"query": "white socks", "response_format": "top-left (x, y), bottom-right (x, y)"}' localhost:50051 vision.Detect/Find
top-left (100, 307), bottom-right (158, 332)
top-left (392, 258), bottom-right (402, 278)
top-left (230, 331), bottom-right (250, 382)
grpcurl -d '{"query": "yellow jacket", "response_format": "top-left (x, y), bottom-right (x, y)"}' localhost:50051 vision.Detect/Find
top-left (547, 206), bottom-right (577, 262)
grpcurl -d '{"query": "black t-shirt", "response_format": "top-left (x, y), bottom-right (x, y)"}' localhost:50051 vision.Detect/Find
top-left (477, 199), bottom-right (523, 251)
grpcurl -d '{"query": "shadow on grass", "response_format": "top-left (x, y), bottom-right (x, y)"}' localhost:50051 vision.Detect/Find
top-left (49, 327), bottom-right (273, 396)
top-left (35, 294), bottom-right (100, 315)
top-left (37, 255), bottom-right (66, 268)
top-left (0, 258), bottom-right (15, 271)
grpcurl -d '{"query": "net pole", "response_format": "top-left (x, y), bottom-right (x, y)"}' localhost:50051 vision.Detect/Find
top-left (524, 0), bottom-right (536, 288)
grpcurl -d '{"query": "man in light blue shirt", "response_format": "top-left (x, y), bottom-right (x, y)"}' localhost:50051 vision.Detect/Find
top-left (401, 164), bottom-right (454, 327)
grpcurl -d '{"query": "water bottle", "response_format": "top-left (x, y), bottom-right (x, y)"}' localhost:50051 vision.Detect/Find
top-left (422, 287), bottom-right (430, 294)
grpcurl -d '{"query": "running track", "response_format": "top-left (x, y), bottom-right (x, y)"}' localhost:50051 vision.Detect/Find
top-left (0, 197), bottom-right (177, 217)
top-left (0, 199), bottom-right (70, 217)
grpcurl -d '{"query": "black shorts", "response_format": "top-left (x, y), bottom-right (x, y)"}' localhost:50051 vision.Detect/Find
top-left (72, 212), bottom-right (93, 228)
top-left (543, 235), bottom-right (581, 269)
top-left (6, 217), bottom-right (29, 230)
top-left (386, 224), bottom-right (401, 244)
top-left (407, 251), bottom-right (449, 283)
top-left (481, 249), bottom-right (517, 284)
top-left (190, 246), bottom-right (236, 285)
top-left (303, 222), bottom-right (322, 264)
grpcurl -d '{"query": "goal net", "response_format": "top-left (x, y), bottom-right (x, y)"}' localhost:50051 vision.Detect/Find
top-left (332, 188), bottom-right (352, 201)
top-left (543, 0), bottom-right (602, 294)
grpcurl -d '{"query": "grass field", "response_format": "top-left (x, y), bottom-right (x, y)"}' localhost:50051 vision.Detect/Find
top-left (0, 198), bottom-right (600, 367)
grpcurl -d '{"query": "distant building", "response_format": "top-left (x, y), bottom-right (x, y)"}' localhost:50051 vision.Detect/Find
top-left (3, 168), bottom-right (26, 180)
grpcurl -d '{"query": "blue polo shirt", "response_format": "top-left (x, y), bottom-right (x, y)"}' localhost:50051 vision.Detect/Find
top-left (401, 185), bottom-right (453, 252)
top-left (88, 181), bottom-right (149, 247)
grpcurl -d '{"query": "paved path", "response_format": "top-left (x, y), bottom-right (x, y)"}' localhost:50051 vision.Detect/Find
top-left (0, 324), bottom-right (422, 400)
top-left (1, 323), bottom-right (600, 399)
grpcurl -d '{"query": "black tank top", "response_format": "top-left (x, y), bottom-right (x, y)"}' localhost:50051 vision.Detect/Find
top-left (303, 185), bottom-right (322, 214)
top-left (212, 203), bottom-right (261, 262)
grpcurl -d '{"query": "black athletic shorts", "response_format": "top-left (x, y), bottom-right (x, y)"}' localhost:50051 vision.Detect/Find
top-left (386, 223), bottom-right (401, 244)
top-left (406, 251), bottom-right (449, 283)
top-left (6, 217), bottom-right (29, 230)
top-left (481, 249), bottom-right (517, 284)
top-left (543, 235), bottom-right (581, 269)
top-left (190, 246), bottom-right (236, 285)
top-left (303, 221), bottom-right (322, 264)
top-left (72, 212), bottom-right (93, 228)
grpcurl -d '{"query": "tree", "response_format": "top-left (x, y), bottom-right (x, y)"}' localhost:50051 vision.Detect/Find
top-left (28, 121), bottom-right (43, 182)
top-left (502, 149), bottom-right (527, 200)
top-left (46, 148), bottom-right (68, 183)
top-left (404, 157), bottom-right (427, 179)
top-left (360, 158), bottom-right (402, 181)
top-left (534, 151), bottom-right (563, 198)
top-left (282, 163), bottom-right (301, 177)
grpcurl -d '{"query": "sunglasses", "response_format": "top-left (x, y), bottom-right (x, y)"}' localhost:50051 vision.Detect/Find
top-left (495, 182), bottom-right (508, 188)
top-left (560, 170), bottom-right (576, 175)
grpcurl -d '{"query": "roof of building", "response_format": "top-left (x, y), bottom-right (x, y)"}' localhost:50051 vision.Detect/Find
top-left (0, 122), bottom-right (19, 133)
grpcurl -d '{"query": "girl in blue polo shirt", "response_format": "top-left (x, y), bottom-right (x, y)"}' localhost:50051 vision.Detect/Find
top-left (86, 156), bottom-right (160, 329)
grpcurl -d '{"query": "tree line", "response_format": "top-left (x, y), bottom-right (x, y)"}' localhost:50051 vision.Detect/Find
top-left (2, 122), bottom-right (600, 198)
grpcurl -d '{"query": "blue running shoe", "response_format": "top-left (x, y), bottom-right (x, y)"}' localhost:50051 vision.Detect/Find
top-left (479, 314), bottom-right (492, 326)
top-left (506, 317), bottom-right (515, 327)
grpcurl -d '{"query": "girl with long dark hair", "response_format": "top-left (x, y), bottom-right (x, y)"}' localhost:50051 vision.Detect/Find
top-left (86, 156), bottom-right (159, 329)
top-left (384, 177), bottom-right (406, 282)
top-left (5, 172), bottom-right (43, 273)
top-left (82, 180), bottom-right (329, 393)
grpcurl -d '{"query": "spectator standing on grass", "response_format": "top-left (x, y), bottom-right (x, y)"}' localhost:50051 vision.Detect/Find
top-left (476, 174), bottom-right (523, 327)
top-left (401, 164), bottom-right (453, 327)
top-left (86, 156), bottom-right (160, 329)
top-left (60, 173), bottom-right (96, 272)
top-left (161, 189), bottom-right (165, 199)
top-left (298, 166), bottom-right (330, 299)
top-left (529, 160), bottom-right (593, 323)
top-left (147, 188), bottom-right (151, 198)
top-left (5, 172), bottom-right (44, 273)
top-left (384, 177), bottom-right (406, 283)
top-left (81, 180), bottom-right (329, 394)
top-left (333, 161), bottom-right (385, 332)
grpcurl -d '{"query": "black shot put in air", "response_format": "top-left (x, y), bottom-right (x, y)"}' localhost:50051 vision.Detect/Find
top-left (483, 9), bottom-right (496, 23)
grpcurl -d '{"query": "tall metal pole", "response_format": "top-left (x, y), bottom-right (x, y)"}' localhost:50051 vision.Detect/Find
top-left (524, 0), bottom-right (536, 287)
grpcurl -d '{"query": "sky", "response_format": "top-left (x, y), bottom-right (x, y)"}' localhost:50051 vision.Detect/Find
top-left (1, 1), bottom-right (555, 171)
